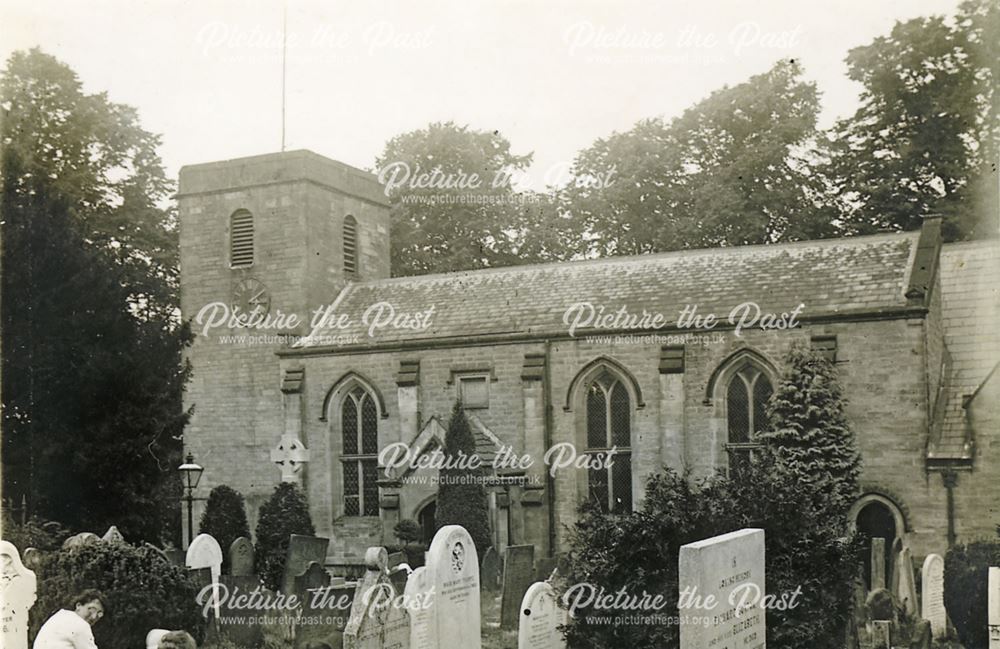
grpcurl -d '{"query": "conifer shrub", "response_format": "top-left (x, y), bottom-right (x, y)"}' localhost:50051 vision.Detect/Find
top-left (198, 485), bottom-right (251, 573)
top-left (944, 540), bottom-right (1000, 649)
top-left (29, 542), bottom-right (204, 649)
top-left (254, 482), bottom-right (315, 591)
top-left (435, 401), bottom-right (492, 559)
top-left (759, 344), bottom-right (861, 519)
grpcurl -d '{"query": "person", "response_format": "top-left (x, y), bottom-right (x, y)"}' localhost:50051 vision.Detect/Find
top-left (1, 540), bottom-right (38, 649)
top-left (32, 589), bottom-right (106, 649)
top-left (156, 631), bottom-right (196, 649)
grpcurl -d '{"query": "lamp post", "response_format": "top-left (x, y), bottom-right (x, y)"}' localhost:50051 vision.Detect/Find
top-left (178, 453), bottom-right (204, 548)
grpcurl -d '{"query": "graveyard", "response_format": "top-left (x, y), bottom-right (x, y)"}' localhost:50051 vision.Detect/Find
top-left (5, 489), bottom-right (1000, 649)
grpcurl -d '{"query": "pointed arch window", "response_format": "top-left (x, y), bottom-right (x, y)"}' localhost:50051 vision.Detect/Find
top-left (341, 386), bottom-right (379, 516)
top-left (230, 210), bottom-right (254, 268)
top-left (343, 215), bottom-right (358, 275)
top-left (585, 371), bottom-right (632, 513)
top-left (725, 364), bottom-right (773, 476)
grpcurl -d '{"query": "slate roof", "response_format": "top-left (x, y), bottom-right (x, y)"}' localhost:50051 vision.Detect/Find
top-left (928, 240), bottom-right (1000, 461)
top-left (296, 231), bottom-right (920, 349)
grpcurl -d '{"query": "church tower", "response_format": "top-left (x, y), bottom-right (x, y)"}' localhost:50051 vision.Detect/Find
top-left (177, 150), bottom-right (390, 541)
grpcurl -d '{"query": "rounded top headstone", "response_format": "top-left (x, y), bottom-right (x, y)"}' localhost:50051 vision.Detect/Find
top-left (186, 534), bottom-right (223, 569)
top-left (364, 546), bottom-right (388, 571)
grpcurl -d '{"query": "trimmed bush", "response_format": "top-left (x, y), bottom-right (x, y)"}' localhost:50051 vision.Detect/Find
top-left (29, 542), bottom-right (204, 649)
top-left (255, 482), bottom-right (315, 591)
top-left (198, 485), bottom-right (250, 573)
top-left (394, 519), bottom-right (423, 545)
top-left (560, 456), bottom-right (862, 649)
top-left (435, 401), bottom-right (492, 558)
top-left (944, 539), bottom-right (1000, 649)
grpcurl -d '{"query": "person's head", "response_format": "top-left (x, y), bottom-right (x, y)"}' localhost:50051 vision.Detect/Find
top-left (71, 589), bottom-right (107, 625)
top-left (158, 630), bottom-right (196, 649)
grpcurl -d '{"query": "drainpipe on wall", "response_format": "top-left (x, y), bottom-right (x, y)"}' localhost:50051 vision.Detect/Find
top-left (942, 469), bottom-right (958, 548)
top-left (543, 339), bottom-right (556, 557)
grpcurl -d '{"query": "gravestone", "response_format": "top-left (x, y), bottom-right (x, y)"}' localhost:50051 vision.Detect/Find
top-left (894, 547), bottom-right (918, 616)
top-left (142, 543), bottom-right (170, 564)
top-left (872, 620), bottom-right (891, 649)
top-left (920, 554), bottom-right (946, 638)
top-left (102, 525), bottom-right (126, 544)
top-left (501, 545), bottom-right (535, 630)
top-left (481, 547), bottom-right (501, 593)
top-left (146, 629), bottom-right (169, 649)
top-left (389, 563), bottom-right (411, 598)
top-left (989, 567), bottom-right (999, 649)
top-left (165, 548), bottom-right (187, 567)
top-left (678, 528), bottom-right (766, 649)
top-left (534, 556), bottom-right (559, 583)
top-left (217, 574), bottom-right (265, 647)
top-left (283, 535), bottom-right (330, 594)
top-left (62, 532), bottom-right (100, 550)
top-left (517, 581), bottom-right (566, 649)
top-left (871, 537), bottom-right (886, 591)
top-left (1, 541), bottom-right (37, 649)
top-left (186, 533), bottom-right (224, 622)
top-left (405, 566), bottom-right (436, 649)
top-left (344, 547), bottom-right (410, 649)
top-left (229, 537), bottom-right (255, 576)
top-left (295, 562), bottom-right (331, 603)
top-left (427, 525), bottom-right (481, 649)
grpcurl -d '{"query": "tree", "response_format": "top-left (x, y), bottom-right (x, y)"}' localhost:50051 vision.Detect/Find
top-left (825, 0), bottom-right (1000, 240)
top-left (1, 49), bottom-right (191, 543)
top-left (944, 540), bottom-right (1000, 649)
top-left (254, 482), bottom-right (315, 591)
top-left (376, 121), bottom-right (576, 276)
top-left (759, 345), bottom-right (862, 521)
top-left (198, 485), bottom-right (251, 573)
top-left (435, 401), bottom-right (491, 558)
top-left (561, 59), bottom-right (836, 257)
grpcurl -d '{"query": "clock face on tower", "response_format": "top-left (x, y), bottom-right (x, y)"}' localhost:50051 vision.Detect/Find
top-left (231, 278), bottom-right (271, 318)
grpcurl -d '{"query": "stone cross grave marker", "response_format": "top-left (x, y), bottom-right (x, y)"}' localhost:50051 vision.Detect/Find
top-left (271, 434), bottom-right (311, 482)
top-left (870, 537), bottom-right (886, 591)
top-left (344, 547), bottom-right (410, 649)
top-left (921, 553), bottom-right (946, 639)
top-left (989, 566), bottom-right (999, 649)
top-left (501, 545), bottom-right (535, 630)
top-left (895, 547), bottom-right (918, 616)
top-left (428, 525), bottom-right (481, 649)
top-left (1, 541), bottom-right (37, 649)
top-left (679, 528), bottom-right (766, 649)
top-left (481, 547), bottom-right (501, 594)
top-left (518, 581), bottom-right (566, 649)
top-left (282, 534), bottom-right (329, 594)
top-left (405, 566), bottom-right (436, 649)
top-left (187, 533), bottom-right (224, 622)
top-left (229, 537), bottom-right (254, 576)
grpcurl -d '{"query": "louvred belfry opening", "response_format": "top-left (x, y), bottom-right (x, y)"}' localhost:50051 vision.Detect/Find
top-left (230, 209), bottom-right (254, 267)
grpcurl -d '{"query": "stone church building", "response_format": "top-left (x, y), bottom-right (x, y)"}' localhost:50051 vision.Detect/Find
top-left (178, 149), bottom-right (999, 574)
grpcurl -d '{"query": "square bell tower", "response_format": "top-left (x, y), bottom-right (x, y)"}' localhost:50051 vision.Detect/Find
top-left (177, 150), bottom-right (390, 538)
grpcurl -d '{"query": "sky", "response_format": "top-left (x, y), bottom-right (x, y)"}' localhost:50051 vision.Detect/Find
top-left (1, 0), bottom-right (966, 191)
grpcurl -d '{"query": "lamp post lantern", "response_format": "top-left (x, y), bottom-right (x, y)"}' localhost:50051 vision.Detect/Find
top-left (178, 453), bottom-right (204, 548)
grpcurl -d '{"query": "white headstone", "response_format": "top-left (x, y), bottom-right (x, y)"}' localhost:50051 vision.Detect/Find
top-left (427, 525), bottom-right (481, 649)
top-left (1, 541), bottom-right (37, 649)
top-left (679, 528), bottom-right (766, 649)
top-left (146, 629), bottom-right (169, 649)
top-left (988, 566), bottom-right (1000, 649)
top-left (186, 533), bottom-right (223, 621)
top-left (518, 581), bottom-right (567, 649)
top-left (101, 525), bottom-right (126, 544)
top-left (405, 566), bottom-right (436, 649)
top-left (344, 547), bottom-right (410, 649)
top-left (920, 554), bottom-right (946, 639)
